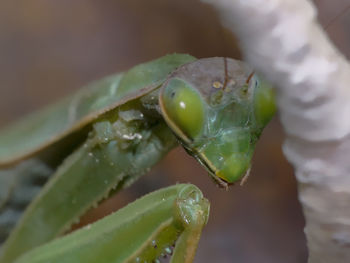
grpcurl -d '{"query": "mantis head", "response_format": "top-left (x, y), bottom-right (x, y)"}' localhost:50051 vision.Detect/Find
top-left (159, 57), bottom-right (276, 187)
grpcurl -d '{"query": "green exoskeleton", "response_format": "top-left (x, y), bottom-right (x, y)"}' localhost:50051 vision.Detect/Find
top-left (0, 54), bottom-right (276, 263)
top-left (14, 184), bottom-right (210, 263)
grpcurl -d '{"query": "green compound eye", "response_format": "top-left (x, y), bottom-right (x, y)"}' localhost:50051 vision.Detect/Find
top-left (160, 78), bottom-right (205, 140)
top-left (254, 78), bottom-right (276, 127)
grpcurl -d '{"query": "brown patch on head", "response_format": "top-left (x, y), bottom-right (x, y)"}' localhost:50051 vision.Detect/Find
top-left (163, 57), bottom-right (253, 106)
top-left (212, 81), bottom-right (223, 89)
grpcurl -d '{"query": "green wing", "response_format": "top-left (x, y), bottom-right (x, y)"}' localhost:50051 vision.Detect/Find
top-left (0, 54), bottom-right (196, 167)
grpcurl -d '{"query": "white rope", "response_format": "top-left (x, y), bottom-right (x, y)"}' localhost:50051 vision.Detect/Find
top-left (203, 0), bottom-right (350, 262)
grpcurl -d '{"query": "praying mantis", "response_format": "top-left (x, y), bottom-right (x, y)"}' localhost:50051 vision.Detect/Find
top-left (0, 54), bottom-right (276, 263)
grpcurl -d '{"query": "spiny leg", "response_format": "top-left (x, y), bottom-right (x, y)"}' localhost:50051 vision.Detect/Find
top-left (0, 100), bottom-right (177, 263)
top-left (13, 184), bottom-right (209, 263)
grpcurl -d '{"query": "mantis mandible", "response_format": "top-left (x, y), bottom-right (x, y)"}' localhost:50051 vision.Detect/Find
top-left (0, 54), bottom-right (276, 263)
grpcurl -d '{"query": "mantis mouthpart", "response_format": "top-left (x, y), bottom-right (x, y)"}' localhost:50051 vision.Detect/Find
top-left (0, 54), bottom-right (276, 263)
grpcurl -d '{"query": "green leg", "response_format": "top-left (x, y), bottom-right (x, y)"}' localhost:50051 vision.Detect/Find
top-left (12, 184), bottom-right (209, 263)
top-left (0, 109), bottom-right (177, 263)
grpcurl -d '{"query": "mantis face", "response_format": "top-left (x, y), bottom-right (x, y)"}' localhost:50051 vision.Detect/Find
top-left (160, 58), bottom-right (276, 187)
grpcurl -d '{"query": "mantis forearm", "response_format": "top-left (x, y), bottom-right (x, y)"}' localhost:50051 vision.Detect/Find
top-left (0, 99), bottom-right (177, 263)
top-left (14, 184), bottom-right (209, 263)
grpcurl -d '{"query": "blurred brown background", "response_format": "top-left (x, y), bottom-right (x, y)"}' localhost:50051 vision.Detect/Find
top-left (0, 1), bottom-right (349, 262)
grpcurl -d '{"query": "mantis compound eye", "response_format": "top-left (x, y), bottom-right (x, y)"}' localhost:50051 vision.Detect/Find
top-left (253, 77), bottom-right (276, 127)
top-left (160, 78), bottom-right (205, 140)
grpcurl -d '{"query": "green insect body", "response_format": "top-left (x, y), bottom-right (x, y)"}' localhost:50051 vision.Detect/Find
top-left (0, 54), bottom-right (275, 263)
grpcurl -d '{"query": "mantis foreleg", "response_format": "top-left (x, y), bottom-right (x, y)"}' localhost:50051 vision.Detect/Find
top-left (13, 184), bottom-right (209, 263)
top-left (0, 99), bottom-right (177, 263)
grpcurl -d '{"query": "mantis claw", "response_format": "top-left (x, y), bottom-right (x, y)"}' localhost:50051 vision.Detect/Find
top-left (171, 186), bottom-right (210, 263)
